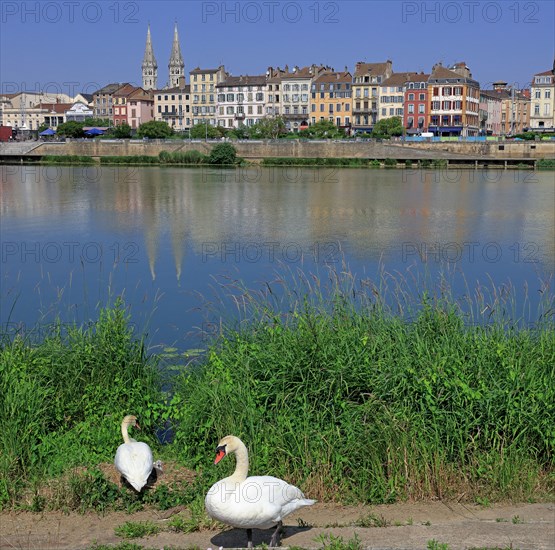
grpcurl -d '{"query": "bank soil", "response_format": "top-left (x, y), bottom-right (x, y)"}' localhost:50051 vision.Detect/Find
top-left (1, 502), bottom-right (553, 550)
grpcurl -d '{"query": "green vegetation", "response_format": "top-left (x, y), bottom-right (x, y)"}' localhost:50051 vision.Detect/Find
top-left (298, 120), bottom-right (347, 139)
top-left (100, 155), bottom-right (160, 164)
top-left (189, 122), bottom-right (225, 139)
top-left (1, 272), bottom-right (554, 512)
top-left (115, 521), bottom-right (160, 539)
top-left (136, 121), bottom-right (174, 139)
top-left (41, 155), bottom-right (95, 164)
top-left (158, 150), bottom-right (207, 164)
top-left (208, 142), bottom-right (238, 164)
top-left (371, 116), bottom-right (404, 139)
top-left (111, 123), bottom-right (133, 139)
top-left (537, 158), bottom-right (555, 169)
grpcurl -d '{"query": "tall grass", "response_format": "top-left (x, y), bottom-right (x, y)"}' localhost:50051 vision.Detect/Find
top-left (0, 299), bottom-right (163, 508)
top-left (171, 267), bottom-right (555, 503)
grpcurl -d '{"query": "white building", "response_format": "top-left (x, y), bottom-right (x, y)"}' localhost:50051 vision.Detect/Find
top-left (216, 75), bottom-right (266, 128)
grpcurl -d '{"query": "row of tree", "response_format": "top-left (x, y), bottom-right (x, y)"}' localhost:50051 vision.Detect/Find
top-left (48, 116), bottom-right (406, 140)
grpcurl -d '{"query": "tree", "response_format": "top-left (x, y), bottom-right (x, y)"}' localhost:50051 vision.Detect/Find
top-left (136, 120), bottom-right (174, 139)
top-left (56, 121), bottom-right (85, 138)
top-left (371, 116), bottom-right (404, 139)
top-left (209, 143), bottom-right (237, 164)
top-left (190, 122), bottom-right (221, 139)
top-left (83, 117), bottom-right (111, 127)
top-left (248, 116), bottom-right (286, 139)
top-left (111, 123), bottom-right (132, 138)
top-left (38, 123), bottom-right (49, 134)
top-left (306, 120), bottom-right (346, 139)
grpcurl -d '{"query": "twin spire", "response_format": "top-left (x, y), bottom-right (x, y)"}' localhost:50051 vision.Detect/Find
top-left (142, 22), bottom-right (184, 90)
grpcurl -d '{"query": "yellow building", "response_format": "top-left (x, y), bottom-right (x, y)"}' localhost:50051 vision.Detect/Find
top-left (310, 71), bottom-right (352, 130)
top-left (352, 60), bottom-right (393, 132)
top-left (190, 66), bottom-right (228, 127)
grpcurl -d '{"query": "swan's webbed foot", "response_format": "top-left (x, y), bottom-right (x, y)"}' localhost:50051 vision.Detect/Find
top-left (269, 521), bottom-right (283, 547)
top-left (247, 528), bottom-right (253, 548)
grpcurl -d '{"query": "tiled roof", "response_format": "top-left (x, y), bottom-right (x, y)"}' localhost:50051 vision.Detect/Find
top-left (94, 83), bottom-right (132, 95)
top-left (313, 71), bottom-right (352, 83)
top-left (353, 61), bottom-right (391, 77)
top-left (37, 103), bottom-right (74, 113)
top-left (534, 69), bottom-right (555, 76)
top-left (217, 75), bottom-right (267, 88)
top-left (405, 73), bottom-right (430, 83)
top-left (382, 72), bottom-right (418, 86)
top-left (112, 84), bottom-right (142, 97)
top-left (190, 67), bottom-right (222, 74)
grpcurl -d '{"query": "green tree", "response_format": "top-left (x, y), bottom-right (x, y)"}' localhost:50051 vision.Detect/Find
top-left (208, 143), bottom-right (237, 164)
top-left (110, 123), bottom-right (132, 138)
top-left (38, 123), bottom-right (49, 134)
top-left (190, 122), bottom-right (221, 139)
top-left (248, 116), bottom-right (286, 139)
top-left (136, 120), bottom-right (174, 139)
top-left (83, 117), bottom-right (111, 127)
top-left (56, 121), bottom-right (85, 138)
top-left (306, 120), bottom-right (346, 139)
top-left (371, 116), bottom-right (404, 139)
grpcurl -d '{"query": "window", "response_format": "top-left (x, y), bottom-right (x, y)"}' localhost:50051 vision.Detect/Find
top-left (408, 104), bottom-right (414, 114)
top-left (546, 90), bottom-right (551, 99)
top-left (544, 104), bottom-right (551, 116)
top-left (408, 93), bottom-right (414, 101)
top-left (534, 104), bottom-right (540, 115)
top-left (389, 108), bottom-right (394, 115)
top-left (381, 108), bottom-right (386, 116)
top-left (320, 104), bottom-right (324, 112)
top-left (346, 104), bottom-right (350, 111)
top-left (418, 104), bottom-right (425, 114)
top-left (419, 93), bottom-right (425, 101)
top-left (535, 90), bottom-right (541, 98)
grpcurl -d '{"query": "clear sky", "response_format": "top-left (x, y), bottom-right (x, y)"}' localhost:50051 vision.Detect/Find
top-left (1, 0), bottom-right (554, 96)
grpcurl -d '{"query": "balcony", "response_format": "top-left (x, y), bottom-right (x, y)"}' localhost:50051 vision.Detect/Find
top-left (234, 112), bottom-right (245, 119)
top-left (353, 107), bottom-right (376, 115)
top-left (284, 113), bottom-right (309, 120)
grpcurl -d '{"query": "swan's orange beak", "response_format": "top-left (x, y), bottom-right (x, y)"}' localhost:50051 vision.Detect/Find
top-left (214, 446), bottom-right (226, 464)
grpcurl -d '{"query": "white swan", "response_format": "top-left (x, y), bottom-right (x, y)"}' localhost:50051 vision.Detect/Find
top-left (114, 415), bottom-right (153, 492)
top-left (205, 435), bottom-right (316, 548)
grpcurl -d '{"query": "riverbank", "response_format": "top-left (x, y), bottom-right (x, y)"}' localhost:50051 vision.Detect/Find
top-left (2, 501), bottom-right (553, 549)
top-left (1, 139), bottom-right (554, 166)
top-left (2, 271), bottom-right (554, 513)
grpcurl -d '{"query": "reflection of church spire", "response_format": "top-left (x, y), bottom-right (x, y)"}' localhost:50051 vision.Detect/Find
top-left (170, 206), bottom-right (187, 283)
top-left (168, 21), bottom-right (185, 88)
top-left (143, 202), bottom-right (159, 281)
top-left (142, 23), bottom-right (158, 90)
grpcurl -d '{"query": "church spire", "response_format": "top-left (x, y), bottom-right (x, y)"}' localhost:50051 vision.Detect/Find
top-left (142, 24), bottom-right (158, 90)
top-left (168, 21), bottom-right (185, 88)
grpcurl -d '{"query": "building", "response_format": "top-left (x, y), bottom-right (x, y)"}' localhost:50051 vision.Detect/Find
top-left (310, 70), bottom-right (352, 130)
top-left (404, 73), bottom-right (430, 134)
top-left (530, 66), bottom-right (555, 131)
top-left (489, 81), bottom-right (530, 135)
top-left (379, 72), bottom-right (417, 123)
top-left (216, 75), bottom-right (267, 129)
top-left (428, 62), bottom-right (480, 137)
top-left (113, 87), bottom-right (154, 128)
top-left (65, 101), bottom-right (94, 123)
top-left (142, 24), bottom-right (158, 90)
top-left (352, 60), bottom-right (393, 132)
top-left (154, 84), bottom-right (191, 131)
top-left (190, 66), bottom-right (228, 126)
top-left (280, 64), bottom-right (333, 132)
top-left (265, 66), bottom-right (286, 117)
top-left (93, 83), bottom-right (134, 119)
top-left (479, 90), bottom-right (502, 135)
top-left (167, 23), bottom-right (185, 89)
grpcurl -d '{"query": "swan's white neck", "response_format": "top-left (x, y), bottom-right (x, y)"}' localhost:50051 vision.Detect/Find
top-left (121, 422), bottom-right (131, 444)
top-left (228, 438), bottom-right (249, 482)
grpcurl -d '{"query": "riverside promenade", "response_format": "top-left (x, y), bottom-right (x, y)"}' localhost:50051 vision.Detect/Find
top-left (0, 139), bottom-right (554, 167)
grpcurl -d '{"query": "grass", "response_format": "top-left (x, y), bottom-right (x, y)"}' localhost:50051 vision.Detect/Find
top-left (1, 269), bottom-right (554, 511)
top-left (114, 521), bottom-right (161, 539)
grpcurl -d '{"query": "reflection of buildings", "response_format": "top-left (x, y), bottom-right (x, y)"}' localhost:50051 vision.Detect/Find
top-left (2, 167), bottom-right (554, 281)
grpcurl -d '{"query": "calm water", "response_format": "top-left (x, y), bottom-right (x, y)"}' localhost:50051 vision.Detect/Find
top-left (1, 165), bottom-right (553, 351)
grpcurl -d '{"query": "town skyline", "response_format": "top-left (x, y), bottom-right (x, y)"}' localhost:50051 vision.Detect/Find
top-left (1, 0), bottom-right (554, 94)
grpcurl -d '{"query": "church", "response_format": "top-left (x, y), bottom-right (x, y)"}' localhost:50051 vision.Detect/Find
top-left (142, 23), bottom-right (185, 90)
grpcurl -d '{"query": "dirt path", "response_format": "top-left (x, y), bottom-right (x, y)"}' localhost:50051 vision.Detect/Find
top-left (1, 502), bottom-right (553, 550)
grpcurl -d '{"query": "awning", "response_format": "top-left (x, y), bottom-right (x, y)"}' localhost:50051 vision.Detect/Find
top-left (39, 128), bottom-right (56, 136)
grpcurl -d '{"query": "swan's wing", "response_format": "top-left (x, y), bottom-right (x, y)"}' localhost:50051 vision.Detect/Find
top-left (205, 476), bottom-right (315, 529)
top-left (114, 442), bottom-right (153, 491)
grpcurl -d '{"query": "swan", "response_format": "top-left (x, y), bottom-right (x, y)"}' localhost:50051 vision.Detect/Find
top-left (205, 435), bottom-right (316, 548)
top-left (114, 415), bottom-right (154, 492)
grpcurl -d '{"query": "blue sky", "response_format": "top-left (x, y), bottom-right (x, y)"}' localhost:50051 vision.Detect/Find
top-left (1, 0), bottom-right (554, 96)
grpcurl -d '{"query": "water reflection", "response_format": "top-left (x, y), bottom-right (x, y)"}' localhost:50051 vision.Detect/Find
top-left (1, 165), bottom-right (553, 346)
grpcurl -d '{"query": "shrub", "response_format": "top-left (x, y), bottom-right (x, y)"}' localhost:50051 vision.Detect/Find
top-left (208, 143), bottom-right (237, 165)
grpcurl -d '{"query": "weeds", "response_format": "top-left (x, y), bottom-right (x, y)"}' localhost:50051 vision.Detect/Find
top-left (315, 533), bottom-right (363, 550)
top-left (114, 521), bottom-right (160, 539)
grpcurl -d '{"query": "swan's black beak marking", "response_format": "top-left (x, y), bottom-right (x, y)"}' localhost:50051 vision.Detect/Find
top-left (214, 444), bottom-right (227, 464)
